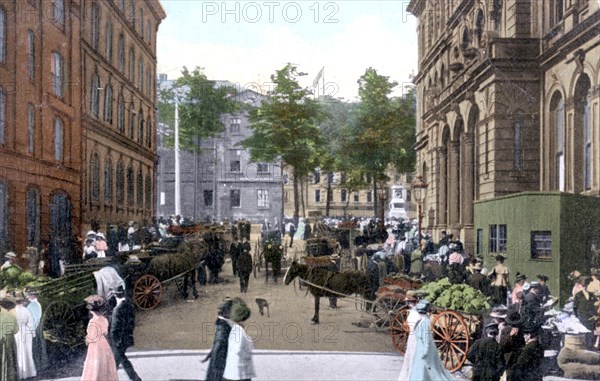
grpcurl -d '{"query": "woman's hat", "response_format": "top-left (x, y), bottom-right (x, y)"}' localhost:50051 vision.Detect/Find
top-left (537, 274), bottom-right (549, 282)
top-left (84, 295), bottom-right (105, 309)
top-left (416, 300), bottom-right (431, 313)
top-left (24, 287), bottom-right (38, 296)
top-left (515, 273), bottom-right (527, 282)
top-left (4, 252), bottom-right (16, 259)
top-left (230, 297), bottom-right (251, 322)
top-left (568, 270), bottom-right (581, 281)
top-left (490, 310), bottom-right (507, 319)
top-left (0, 289), bottom-right (16, 305)
top-left (495, 254), bottom-right (506, 261)
top-left (13, 291), bottom-right (26, 302)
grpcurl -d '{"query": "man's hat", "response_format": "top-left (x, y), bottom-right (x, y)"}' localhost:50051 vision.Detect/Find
top-left (495, 254), bottom-right (506, 261)
top-left (485, 322), bottom-right (500, 335)
top-left (0, 289), bottom-right (16, 306)
top-left (505, 310), bottom-right (523, 327)
top-left (112, 285), bottom-right (126, 295)
top-left (568, 270), bottom-right (581, 281)
top-left (416, 300), bottom-right (431, 313)
top-left (537, 274), bottom-right (549, 282)
top-left (530, 281), bottom-right (541, 288)
top-left (4, 252), bottom-right (16, 259)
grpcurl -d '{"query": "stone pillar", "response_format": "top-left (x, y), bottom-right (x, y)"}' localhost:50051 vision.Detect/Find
top-left (448, 140), bottom-right (460, 228)
top-left (437, 147), bottom-right (447, 227)
top-left (461, 134), bottom-right (475, 227)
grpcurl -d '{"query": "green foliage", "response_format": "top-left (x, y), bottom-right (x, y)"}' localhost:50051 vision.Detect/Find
top-left (420, 278), bottom-right (490, 313)
top-left (157, 66), bottom-right (239, 153)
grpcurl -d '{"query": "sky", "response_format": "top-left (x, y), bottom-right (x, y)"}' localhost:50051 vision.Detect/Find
top-left (156, 0), bottom-right (418, 100)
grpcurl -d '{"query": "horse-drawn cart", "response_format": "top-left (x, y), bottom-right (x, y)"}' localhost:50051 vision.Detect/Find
top-left (389, 303), bottom-right (483, 372)
top-left (370, 275), bottom-right (423, 329)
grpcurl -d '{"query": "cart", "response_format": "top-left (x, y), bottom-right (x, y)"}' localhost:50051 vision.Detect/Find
top-left (389, 303), bottom-right (483, 372)
top-left (370, 275), bottom-right (423, 329)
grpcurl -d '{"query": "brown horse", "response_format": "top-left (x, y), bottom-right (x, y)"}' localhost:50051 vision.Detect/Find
top-left (284, 260), bottom-right (372, 324)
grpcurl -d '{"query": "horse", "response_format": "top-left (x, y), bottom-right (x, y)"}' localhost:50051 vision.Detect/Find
top-left (284, 260), bottom-right (372, 324)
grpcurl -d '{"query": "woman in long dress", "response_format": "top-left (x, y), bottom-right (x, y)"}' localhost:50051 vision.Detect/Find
top-left (13, 292), bottom-right (35, 379)
top-left (397, 298), bottom-right (421, 380)
top-left (81, 295), bottom-right (117, 381)
top-left (0, 292), bottom-right (19, 381)
top-left (399, 300), bottom-right (455, 381)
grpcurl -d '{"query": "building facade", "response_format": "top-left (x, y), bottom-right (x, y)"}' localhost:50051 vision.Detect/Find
top-left (409, 0), bottom-right (600, 299)
top-left (156, 86), bottom-right (284, 225)
top-left (0, 0), bottom-right (164, 272)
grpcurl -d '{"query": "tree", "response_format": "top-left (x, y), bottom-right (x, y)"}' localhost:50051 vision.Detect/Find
top-left (243, 64), bottom-right (325, 220)
top-left (343, 67), bottom-right (416, 217)
top-left (157, 66), bottom-right (239, 152)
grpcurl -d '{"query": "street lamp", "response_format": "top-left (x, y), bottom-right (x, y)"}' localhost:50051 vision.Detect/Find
top-left (411, 176), bottom-right (429, 243)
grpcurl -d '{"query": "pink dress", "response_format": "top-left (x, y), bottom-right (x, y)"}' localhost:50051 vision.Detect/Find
top-left (81, 313), bottom-right (117, 381)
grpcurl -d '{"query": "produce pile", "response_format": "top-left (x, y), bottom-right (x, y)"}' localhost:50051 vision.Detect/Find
top-left (420, 278), bottom-right (490, 313)
top-left (0, 266), bottom-right (49, 290)
top-left (149, 241), bottom-right (207, 281)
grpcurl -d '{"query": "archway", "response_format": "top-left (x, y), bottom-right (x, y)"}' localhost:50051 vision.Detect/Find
top-left (573, 74), bottom-right (591, 192)
top-left (50, 191), bottom-right (72, 277)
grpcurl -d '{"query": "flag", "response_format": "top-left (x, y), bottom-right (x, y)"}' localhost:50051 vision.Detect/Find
top-left (312, 67), bottom-right (324, 87)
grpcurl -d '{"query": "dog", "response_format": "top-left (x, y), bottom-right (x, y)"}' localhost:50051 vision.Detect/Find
top-left (255, 298), bottom-right (270, 317)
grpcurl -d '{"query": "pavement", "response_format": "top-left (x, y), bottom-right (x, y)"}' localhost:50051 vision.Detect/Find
top-left (39, 349), bottom-right (587, 381)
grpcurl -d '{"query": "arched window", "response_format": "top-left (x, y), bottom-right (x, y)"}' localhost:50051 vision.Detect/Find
top-left (119, 0), bottom-right (125, 12)
top-left (54, 117), bottom-right (63, 162)
top-left (104, 158), bottom-right (113, 203)
top-left (461, 28), bottom-right (471, 49)
top-left (145, 173), bottom-right (151, 210)
top-left (137, 168), bottom-right (143, 208)
top-left (105, 21), bottom-right (113, 62)
top-left (91, 153), bottom-right (100, 203)
top-left (27, 187), bottom-right (40, 248)
top-left (54, 0), bottom-right (64, 26)
top-left (574, 74), bottom-right (592, 192)
top-left (514, 111), bottom-right (524, 171)
top-left (139, 8), bottom-right (144, 37)
top-left (146, 117), bottom-right (152, 147)
top-left (91, 3), bottom-right (100, 51)
top-left (116, 161), bottom-right (124, 205)
top-left (129, 103), bottom-right (135, 139)
top-left (138, 59), bottom-right (144, 91)
top-left (138, 110), bottom-right (144, 144)
top-left (0, 7), bottom-right (5, 63)
top-left (129, 0), bottom-right (135, 24)
top-left (475, 10), bottom-right (484, 45)
top-left (52, 52), bottom-right (64, 97)
top-left (0, 87), bottom-right (4, 144)
top-left (129, 48), bottom-right (135, 81)
top-left (28, 30), bottom-right (35, 81)
top-left (91, 73), bottom-right (101, 117)
top-left (104, 84), bottom-right (113, 123)
top-left (584, 90), bottom-right (592, 190)
top-left (440, 64), bottom-right (445, 87)
top-left (0, 180), bottom-right (8, 255)
top-left (28, 103), bottom-right (35, 154)
top-left (118, 34), bottom-right (125, 72)
top-left (127, 165), bottom-right (134, 206)
top-left (550, 93), bottom-right (565, 191)
top-left (117, 93), bottom-right (124, 132)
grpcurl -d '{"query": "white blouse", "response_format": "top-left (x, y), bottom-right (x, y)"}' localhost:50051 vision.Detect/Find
top-left (223, 322), bottom-right (256, 380)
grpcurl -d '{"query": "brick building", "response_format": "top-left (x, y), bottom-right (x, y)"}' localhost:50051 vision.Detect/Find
top-left (0, 0), bottom-right (165, 274)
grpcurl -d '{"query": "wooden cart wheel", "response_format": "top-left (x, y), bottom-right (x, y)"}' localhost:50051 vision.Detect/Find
top-left (42, 301), bottom-right (86, 347)
top-left (431, 310), bottom-right (470, 372)
top-left (371, 295), bottom-right (405, 329)
top-left (133, 274), bottom-right (163, 310)
top-left (389, 305), bottom-right (410, 354)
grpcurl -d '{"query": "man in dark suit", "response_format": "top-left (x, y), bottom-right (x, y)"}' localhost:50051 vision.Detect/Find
top-left (468, 323), bottom-right (506, 381)
top-left (110, 285), bottom-right (141, 381)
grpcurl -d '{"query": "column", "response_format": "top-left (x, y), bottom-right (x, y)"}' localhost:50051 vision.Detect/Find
top-left (461, 134), bottom-right (474, 227)
top-left (437, 147), bottom-right (447, 227)
top-left (448, 140), bottom-right (460, 228)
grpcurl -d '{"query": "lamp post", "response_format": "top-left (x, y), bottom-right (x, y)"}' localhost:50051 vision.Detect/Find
top-left (411, 176), bottom-right (429, 242)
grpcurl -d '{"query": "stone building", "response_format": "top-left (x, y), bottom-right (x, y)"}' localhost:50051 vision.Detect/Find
top-left (408, 0), bottom-right (600, 300)
top-left (156, 85), bottom-right (283, 225)
top-left (0, 0), bottom-right (165, 273)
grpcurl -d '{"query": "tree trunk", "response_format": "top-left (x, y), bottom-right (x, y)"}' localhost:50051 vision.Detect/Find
top-left (325, 172), bottom-right (333, 217)
top-left (300, 176), bottom-right (306, 218)
top-left (373, 180), bottom-right (378, 218)
top-left (293, 168), bottom-right (300, 222)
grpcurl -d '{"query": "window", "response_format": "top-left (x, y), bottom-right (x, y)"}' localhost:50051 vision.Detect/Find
top-left (554, 96), bottom-right (565, 191)
top-left (203, 190), bottom-right (213, 207)
top-left (257, 163), bottom-right (269, 173)
top-left (367, 191), bottom-right (372, 203)
top-left (230, 117), bottom-right (241, 133)
top-left (129, 48), bottom-right (134, 81)
top-left (146, 21), bottom-right (152, 42)
top-left (139, 8), bottom-right (144, 36)
top-left (104, 84), bottom-right (113, 123)
top-left (476, 229), bottom-right (483, 256)
top-left (28, 104), bottom-right (35, 154)
top-left (138, 59), bottom-right (143, 91)
top-left (145, 174), bottom-right (151, 210)
top-left (0, 8), bottom-right (5, 63)
top-left (514, 113), bottom-right (523, 170)
top-left (54, 0), bottom-right (64, 26)
top-left (137, 168), bottom-right (143, 208)
top-left (91, 154), bottom-right (100, 203)
top-left (91, 73), bottom-right (101, 117)
top-left (0, 87), bottom-right (4, 144)
top-left (315, 189), bottom-right (321, 203)
top-left (354, 192), bottom-right (359, 202)
top-left (119, 0), bottom-right (125, 12)
top-left (489, 224), bottom-right (507, 253)
top-left (105, 21), bottom-right (113, 62)
top-left (475, 9), bottom-right (484, 44)
top-left (341, 189), bottom-right (347, 202)
top-left (129, 0), bottom-right (135, 25)
top-left (117, 94), bottom-right (124, 132)
top-left (127, 165), bottom-right (134, 206)
top-left (257, 189), bottom-right (269, 207)
top-left (531, 231), bottom-right (552, 259)
top-left (138, 110), bottom-right (144, 143)
top-left (553, 0), bottom-right (564, 26)
top-left (230, 189), bottom-right (241, 208)
top-left (54, 117), bottom-right (63, 161)
top-left (28, 31), bottom-right (35, 80)
top-left (91, 3), bottom-right (100, 50)
top-left (146, 118), bottom-right (152, 147)
top-left (129, 104), bottom-right (135, 139)
top-left (146, 67), bottom-right (151, 96)
top-left (0, 181), bottom-right (8, 255)
top-left (116, 162), bottom-right (124, 205)
top-left (104, 158), bottom-right (113, 203)
top-left (584, 91), bottom-right (592, 190)
top-left (230, 160), bottom-right (240, 172)
top-left (52, 52), bottom-right (64, 97)
top-left (118, 35), bottom-right (125, 72)
top-left (26, 187), bottom-right (40, 248)
top-left (314, 170), bottom-right (321, 184)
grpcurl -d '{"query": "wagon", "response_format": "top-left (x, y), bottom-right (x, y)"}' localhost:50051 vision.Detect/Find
top-left (370, 275), bottom-right (423, 329)
top-left (389, 303), bottom-right (483, 372)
